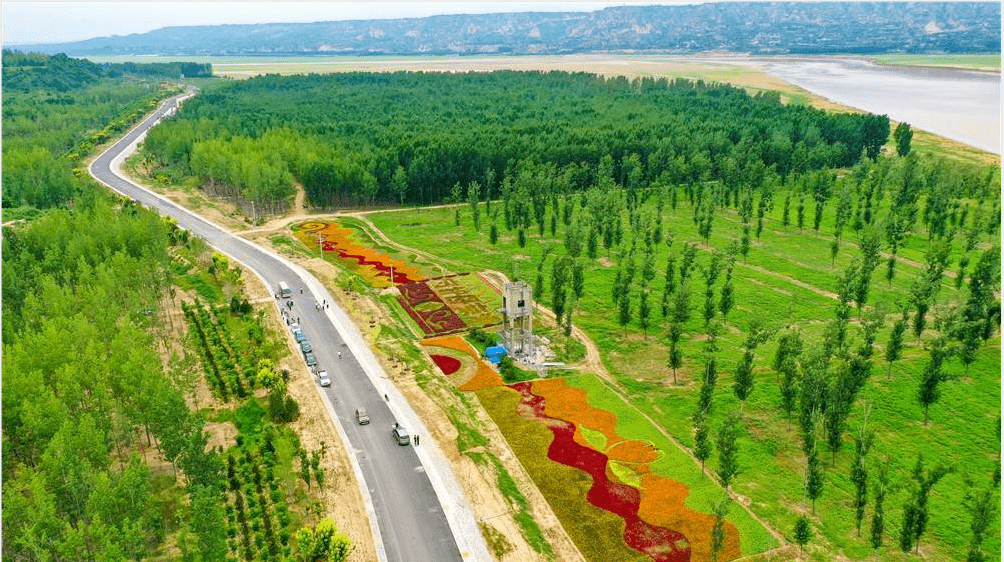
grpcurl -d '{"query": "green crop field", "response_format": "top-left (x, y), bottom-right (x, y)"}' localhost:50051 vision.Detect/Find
top-left (364, 174), bottom-right (1001, 561)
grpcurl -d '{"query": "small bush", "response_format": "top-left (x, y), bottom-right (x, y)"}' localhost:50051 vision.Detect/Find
top-left (267, 390), bottom-right (300, 423)
top-left (467, 327), bottom-right (496, 353)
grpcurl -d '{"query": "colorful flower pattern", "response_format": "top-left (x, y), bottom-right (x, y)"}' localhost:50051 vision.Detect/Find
top-left (422, 338), bottom-right (744, 562)
top-left (293, 221), bottom-right (422, 287)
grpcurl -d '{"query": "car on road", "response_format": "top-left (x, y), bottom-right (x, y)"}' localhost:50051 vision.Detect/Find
top-left (305, 352), bottom-right (317, 366)
top-left (315, 369), bottom-right (330, 387)
top-left (392, 425), bottom-right (410, 445)
top-left (293, 329), bottom-right (306, 343)
top-left (355, 408), bottom-right (369, 425)
top-left (300, 340), bottom-right (312, 353)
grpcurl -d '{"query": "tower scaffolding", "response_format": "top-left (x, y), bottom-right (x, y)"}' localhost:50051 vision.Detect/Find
top-left (500, 281), bottom-right (533, 360)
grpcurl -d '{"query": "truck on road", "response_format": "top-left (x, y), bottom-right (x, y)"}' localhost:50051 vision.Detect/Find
top-left (278, 281), bottom-right (291, 299)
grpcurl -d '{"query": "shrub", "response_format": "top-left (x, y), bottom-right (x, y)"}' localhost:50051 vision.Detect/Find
top-left (267, 390), bottom-right (300, 423)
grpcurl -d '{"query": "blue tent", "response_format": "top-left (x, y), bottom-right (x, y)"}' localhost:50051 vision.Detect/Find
top-left (485, 345), bottom-right (508, 364)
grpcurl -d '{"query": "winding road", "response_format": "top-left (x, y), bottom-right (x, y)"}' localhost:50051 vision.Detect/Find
top-left (89, 92), bottom-right (490, 562)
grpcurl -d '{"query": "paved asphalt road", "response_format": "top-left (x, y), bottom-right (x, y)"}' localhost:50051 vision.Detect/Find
top-left (90, 93), bottom-right (486, 562)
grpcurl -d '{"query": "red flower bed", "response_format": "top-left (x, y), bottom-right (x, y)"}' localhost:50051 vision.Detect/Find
top-left (397, 280), bottom-right (468, 336)
top-left (510, 382), bottom-right (690, 562)
top-left (430, 354), bottom-right (462, 375)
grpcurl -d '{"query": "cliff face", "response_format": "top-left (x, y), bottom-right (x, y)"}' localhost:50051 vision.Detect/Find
top-left (18, 2), bottom-right (1001, 56)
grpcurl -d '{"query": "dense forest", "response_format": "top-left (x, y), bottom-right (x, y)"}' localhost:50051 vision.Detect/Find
top-left (140, 70), bottom-right (898, 212)
top-left (3, 55), bottom-right (348, 562)
top-left (2, 50), bottom-right (210, 92)
top-left (1, 51), bottom-right (197, 211)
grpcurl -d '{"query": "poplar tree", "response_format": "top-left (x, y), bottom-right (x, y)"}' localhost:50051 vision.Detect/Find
top-left (489, 220), bottom-right (499, 244)
top-left (774, 330), bottom-right (802, 420)
top-left (717, 411), bottom-right (742, 490)
top-left (719, 268), bottom-right (734, 319)
top-left (794, 516), bottom-right (813, 553)
top-left (884, 312), bottom-right (908, 379)
top-left (917, 336), bottom-right (952, 425)
top-left (900, 454), bottom-right (953, 553)
top-left (679, 242), bottom-right (698, 282)
top-left (638, 286), bottom-right (651, 337)
top-left (782, 194), bottom-right (791, 229)
top-left (964, 479), bottom-right (997, 562)
top-left (797, 194), bottom-right (806, 232)
top-left (709, 497), bottom-right (730, 562)
top-left (894, 122), bottom-right (913, 157)
top-left (618, 288), bottom-right (632, 334)
top-left (571, 259), bottom-right (584, 299)
top-left (468, 180), bottom-right (481, 231)
top-left (804, 423), bottom-right (825, 513)
top-left (733, 319), bottom-right (769, 409)
top-left (667, 321), bottom-right (684, 385)
top-left (870, 461), bottom-right (890, 558)
top-left (851, 426), bottom-right (874, 536)
top-left (693, 416), bottom-right (712, 475)
top-left (662, 254), bottom-right (678, 318)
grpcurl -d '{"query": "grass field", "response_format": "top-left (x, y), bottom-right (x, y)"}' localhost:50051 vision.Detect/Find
top-left (364, 180), bottom-right (1001, 561)
top-left (871, 53), bottom-right (1001, 72)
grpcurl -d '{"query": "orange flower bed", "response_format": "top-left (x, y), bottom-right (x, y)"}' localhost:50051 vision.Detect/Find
top-left (460, 361), bottom-right (505, 392)
top-left (637, 473), bottom-right (742, 562)
top-left (431, 331), bottom-right (743, 561)
top-left (532, 378), bottom-right (621, 448)
top-left (422, 335), bottom-right (476, 355)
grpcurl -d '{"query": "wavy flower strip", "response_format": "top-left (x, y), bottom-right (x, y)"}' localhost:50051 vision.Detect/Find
top-left (510, 381), bottom-right (690, 562)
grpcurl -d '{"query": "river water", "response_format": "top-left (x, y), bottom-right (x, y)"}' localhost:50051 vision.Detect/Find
top-left (760, 57), bottom-right (1000, 154)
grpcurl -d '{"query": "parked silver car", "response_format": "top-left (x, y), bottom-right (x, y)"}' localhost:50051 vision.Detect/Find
top-left (392, 425), bottom-right (410, 446)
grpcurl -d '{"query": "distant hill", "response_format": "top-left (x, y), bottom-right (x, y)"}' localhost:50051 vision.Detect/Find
top-left (17, 3), bottom-right (1000, 57)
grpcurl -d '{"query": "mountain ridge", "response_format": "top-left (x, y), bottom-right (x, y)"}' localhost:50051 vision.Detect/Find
top-left (13, 3), bottom-right (1001, 57)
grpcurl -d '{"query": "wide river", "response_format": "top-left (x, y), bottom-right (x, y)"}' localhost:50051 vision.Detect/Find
top-left (760, 57), bottom-right (1000, 154)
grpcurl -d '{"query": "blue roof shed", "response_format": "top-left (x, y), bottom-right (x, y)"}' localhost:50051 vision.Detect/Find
top-left (485, 345), bottom-right (508, 364)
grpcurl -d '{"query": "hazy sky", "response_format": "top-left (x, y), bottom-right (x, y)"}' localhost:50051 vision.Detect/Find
top-left (3, 1), bottom-right (683, 45)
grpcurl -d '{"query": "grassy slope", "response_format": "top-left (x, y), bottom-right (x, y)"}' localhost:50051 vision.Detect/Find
top-left (365, 180), bottom-right (1001, 561)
